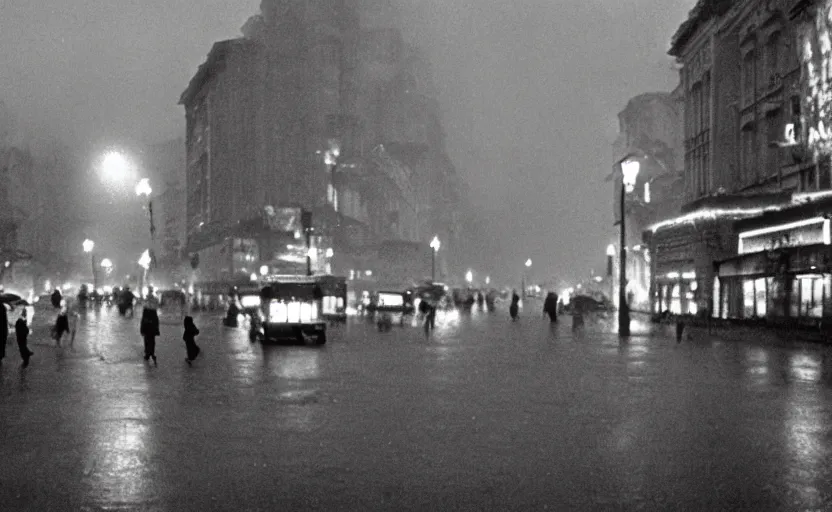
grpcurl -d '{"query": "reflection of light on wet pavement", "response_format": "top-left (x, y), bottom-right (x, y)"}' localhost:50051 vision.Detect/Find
top-left (785, 398), bottom-right (827, 507)
top-left (743, 346), bottom-right (770, 385)
top-left (271, 350), bottom-right (321, 380)
top-left (790, 353), bottom-right (821, 383)
top-left (83, 388), bottom-right (153, 508)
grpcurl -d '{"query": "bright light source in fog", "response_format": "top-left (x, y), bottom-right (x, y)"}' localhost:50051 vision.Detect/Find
top-left (260, 265), bottom-right (269, 276)
top-left (325, 248), bottom-right (334, 258)
top-left (83, 239), bottom-right (95, 253)
top-left (622, 159), bottom-right (640, 192)
top-left (138, 249), bottom-right (151, 269)
top-left (606, 244), bottom-right (615, 256)
top-left (135, 178), bottom-right (152, 197)
top-left (525, 259), bottom-right (532, 267)
top-left (465, 270), bottom-right (473, 283)
top-left (101, 151), bottom-right (131, 180)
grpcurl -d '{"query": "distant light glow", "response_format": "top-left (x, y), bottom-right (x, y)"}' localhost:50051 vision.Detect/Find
top-left (621, 159), bottom-right (640, 193)
top-left (138, 249), bottom-right (151, 270)
top-left (250, 273), bottom-right (258, 282)
top-left (325, 248), bottom-right (334, 258)
top-left (644, 182), bottom-right (651, 203)
top-left (82, 239), bottom-right (95, 253)
top-left (101, 151), bottom-right (131, 181)
top-left (430, 236), bottom-right (441, 251)
top-left (667, 272), bottom-right (680, 279)
top-left (525, 259), bottom-right (532, 267)
top-left (135, 178), bottom-right (152, 197)
top-left (649, 207), bottom-right (781, 233)
top-left (606, 244), bottom-right (616, 257)
top-left (260, 265), bottom-right (269, 276)
top-left (100, 258), bottom-right (113, 269)
top-left (465, 270), bottom-right (473, 283)
top-left (682, 271), bottom-right (697, 280)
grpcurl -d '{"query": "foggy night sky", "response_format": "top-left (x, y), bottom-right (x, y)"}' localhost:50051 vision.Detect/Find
top-left (0, 0), bottom-right (694, 285)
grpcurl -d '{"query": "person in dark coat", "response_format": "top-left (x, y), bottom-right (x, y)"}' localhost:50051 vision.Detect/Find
top-left (509, 291), bottom-right (520, 321)
top-left (53, 300), bottom-right (70, 346)
top-left (140, 289), bottom-right (160, 365)
top-left (15, 308), bottom-right (32, 367)
top-left (183, 316), bottom-right (201, 365)
top-left (50, 289), bottom-right (62, 309)
top-left (0, 303), bottom-right (7, 361)
top-left (543, 292), bottom-right (559, 323)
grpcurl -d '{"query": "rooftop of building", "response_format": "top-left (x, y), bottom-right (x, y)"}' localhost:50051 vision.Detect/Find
top-left (179, 38), bottom-right (255, 106)
top-left (668, 0), bottom-right (735, 57)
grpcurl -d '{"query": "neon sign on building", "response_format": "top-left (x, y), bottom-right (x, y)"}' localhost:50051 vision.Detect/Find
top-left (799, 1), bottom-right (832, 157)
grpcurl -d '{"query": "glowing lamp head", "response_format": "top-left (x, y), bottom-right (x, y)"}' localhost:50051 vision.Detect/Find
top-left (606, 244), bottom-right (616, 257)
top-left (138, 249), bottom-right (151, 270)
top-left (621, 159), bottom-right (640, 193)
top-left (100, 258), bottom-right (113, 269)
top-left (259, 265), bottom-right (269, 276)
top-left (250, 272), bottom-right (258, 282)
top-left (82, 239), bottom-right (95, 253)
top-left (465, 270), bottom-right (473, 283)
top-left (430, 236), bottom-right (441, 251)
top-left (135, 178), bottom-right (152, 197)
top-left (325, 248), bottom-right (334, 258)
top-left (525, 259), bottom-right (532, 268)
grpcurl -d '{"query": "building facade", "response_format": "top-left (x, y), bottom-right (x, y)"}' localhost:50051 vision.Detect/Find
top-left (180, 1), bottom-right (462, 288)
top-left (649, 0), bottom-right (832, 323)
top-left (610, 92), bottom-right (684, 311)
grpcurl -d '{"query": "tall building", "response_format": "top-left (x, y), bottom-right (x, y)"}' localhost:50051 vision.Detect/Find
top-left (649, 0), bottom-right (832, 323)
top-left (610, 92), bottom-right (684, 311)
top-left (180, 1), bottom-right (462, 287)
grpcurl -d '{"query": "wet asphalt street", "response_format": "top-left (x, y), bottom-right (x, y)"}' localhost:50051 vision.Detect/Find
top-left (3, 306), bottom-right (832, 511)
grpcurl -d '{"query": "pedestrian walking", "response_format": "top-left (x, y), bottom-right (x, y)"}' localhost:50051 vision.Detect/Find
top-left (509, 291), bottom-right (520, 321)
top-left (52, 300), bottom-right (70, 346)
top-left (423, 302), bottom-right (436, 335)
top-left (676, 319), bottom-right (685, 343)
top-left (183, 316), bottom-right (201, 365)
top-left (543, 292), bottom-right (558, 323)
top-left (140, 288), bottom-right (160, 365)
top-left (15, 308), bottom-right (32, 368)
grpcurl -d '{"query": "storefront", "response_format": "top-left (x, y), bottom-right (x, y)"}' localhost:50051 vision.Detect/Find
top-left (714, 196), bottom-right (832, 323)
top-left (716, 244), bottom-right (832, 322)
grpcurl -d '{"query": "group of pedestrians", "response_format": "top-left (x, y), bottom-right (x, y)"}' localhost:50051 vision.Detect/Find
top-left (134, 287), bottom-right (202, 366)
top-left (0, 286), bottom-right (202, 369)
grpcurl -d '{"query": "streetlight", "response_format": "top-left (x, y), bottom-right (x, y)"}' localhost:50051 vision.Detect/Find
top-left (430, 236), bottom-right (441, 281)
top-left (135, 178), bottom-right (155, 277)
top-left (83, 239), bottom-right (97, 290)
top-left (101, 151), bottom-right (132, 182)
top-left (100, 258), bottom-right (114, 277)
top-left (324, 141), bottom-right (341, 211)
top-left (138, 249), bottom-right (151, 295)
top-left (606, 244), bottom-right (616, 305)
top-left (522, 258), bottom-right (532, 300)
top-left (618, 158), bottom-right (641, 336)
top-left (465, 269), bottom-right (473, 285)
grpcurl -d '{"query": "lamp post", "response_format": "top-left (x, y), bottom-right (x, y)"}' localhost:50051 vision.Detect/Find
top-left (430, 236), bottom-right (441, 281)
top-left (619, 159), bottom-right (641, 337)
top-left (83, 239), bottom-right (96, 290)
top-left (523, 258), bottom-right (532, 300)
top-left (135, 178), bottom-right (155, 282)
top-left (138, 249), bottom-right (151, 296)
top-left (465, 269), bottom-right (473, 286)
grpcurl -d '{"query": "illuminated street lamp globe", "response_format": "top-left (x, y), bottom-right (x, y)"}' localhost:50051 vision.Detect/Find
top-left (430, 236), bottom-right (441, 252)
top-left (465, 270), bottom-right (473, 284)
top-left (606, 244), bottom-right (616, 257)
top-left (138, 249), bottom-right (151, 270)
top-left (100, 258), bottom-right (113, 275)
top-left (525, 258), bottom-right (532, 268)
top-left (259, 265), bottom-right (269, 276)
top-left (621, 159), bottom-right (641, 193)
top-left (135, 178), bottom-right (152, 197)
top-left (83, 239), bottom-right (95, 253)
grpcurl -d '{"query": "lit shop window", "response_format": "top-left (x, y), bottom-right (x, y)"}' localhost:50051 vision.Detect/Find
top-left (743, 279), bottom-right (755, 318)
top-left (713, 277), bottom-right (721, 318)
top-left (670, 284), bottom-right (681, 314)
top-left (755, 277), bottom-right (767, 318)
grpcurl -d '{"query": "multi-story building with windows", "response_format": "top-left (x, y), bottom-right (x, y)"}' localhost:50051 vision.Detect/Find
top-left (179, 1), bottom-right (463, 289)
top-left (648, 0), bottom-right (832, 325)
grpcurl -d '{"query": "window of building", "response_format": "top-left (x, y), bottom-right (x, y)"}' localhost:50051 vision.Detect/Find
top-left (743, 279), bottom-right (755, 318)
top-left (765, 110), bottom-right (781, 179)
top-left (742, 50), bottom-right (756, 105)
top-left (741, 125), bottom-right (757, 185)
top-left (755, 277), bottom-right (767, 317)
top-left (766, 32), bottom-right (781, 88)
